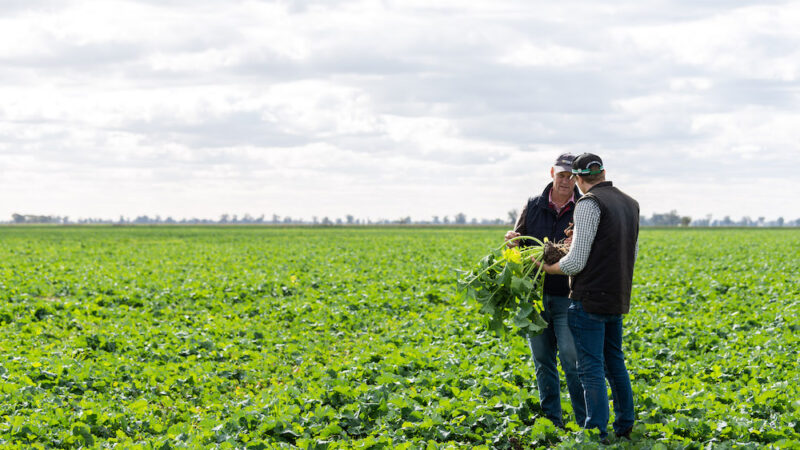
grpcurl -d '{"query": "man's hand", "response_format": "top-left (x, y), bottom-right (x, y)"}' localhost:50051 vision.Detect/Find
top-left (564, 222), bottom-right (573, 246)
top-left (531, 255), bottom-right (566, 275)
top-left (504, 230), bottom-right (521, 247)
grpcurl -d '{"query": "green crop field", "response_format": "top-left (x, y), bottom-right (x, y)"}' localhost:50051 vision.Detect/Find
top-left (1, 226), bottom-right (798, 449)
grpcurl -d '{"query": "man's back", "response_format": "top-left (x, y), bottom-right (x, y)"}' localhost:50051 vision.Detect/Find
top-left (570, 181), bottom-right (639, 314)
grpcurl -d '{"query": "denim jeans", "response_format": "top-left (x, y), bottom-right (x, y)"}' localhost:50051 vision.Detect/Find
top-left (528, 294), bottom-right (586, 427)
top-left (568, 300), bottom-right (634, 439)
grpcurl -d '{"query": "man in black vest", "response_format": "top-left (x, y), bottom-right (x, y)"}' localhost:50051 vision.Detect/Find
top-left (539, 153), bottom-right (639, 441)
top-left (504, 153), bottom-right (586, 428)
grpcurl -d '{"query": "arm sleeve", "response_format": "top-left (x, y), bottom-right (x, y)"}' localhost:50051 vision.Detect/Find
top-left (558, 198), bottom-right (601, 276)
top-left (513, 203), bottom-right (528, 234)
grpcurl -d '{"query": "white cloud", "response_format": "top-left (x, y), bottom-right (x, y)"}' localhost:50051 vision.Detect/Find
top-left (618, 4), bottom-right (800, 81)
top-left (669, 77), bottom-right (712, 91)
top-left (499, 43), bottom-right (592, 67)
top-left (1, 0), bottom-right (799, 221)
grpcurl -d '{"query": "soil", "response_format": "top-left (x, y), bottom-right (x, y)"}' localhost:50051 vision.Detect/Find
top-left (542, 241), bottom-right (569, 264)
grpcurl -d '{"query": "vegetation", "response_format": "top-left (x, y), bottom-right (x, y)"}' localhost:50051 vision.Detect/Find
top-left (456, 236), bottom-right (553, 337)
top-left (7, 211), bottom-right (800, 227)
top-left (0, 226), bottom-right (798, 448)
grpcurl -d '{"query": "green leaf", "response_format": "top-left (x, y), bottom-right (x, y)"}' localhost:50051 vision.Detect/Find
top-left (520, 277), bottom-right (534, 292)
top-left (488, 314), bottom-right (505, 335)
top-left (510, 276), bottom-right (525, 295)
top-left (530, 312), bottom-right (548, 333)
top-left (496, 264), bottom-right (512, 288)
top-left (319, 423), bottom-right (342, 439)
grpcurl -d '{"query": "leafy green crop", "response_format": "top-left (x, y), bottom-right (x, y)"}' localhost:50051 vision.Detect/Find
top-left (457, 237), bottom-right (549, 337)
top-left (0, 226), bottom-right (798, 449)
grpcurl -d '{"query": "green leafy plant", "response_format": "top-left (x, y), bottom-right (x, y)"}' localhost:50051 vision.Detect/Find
top-left (0, 227), bottom-right (798, 448)
top-left (457, 236), bottom-right (550, 336)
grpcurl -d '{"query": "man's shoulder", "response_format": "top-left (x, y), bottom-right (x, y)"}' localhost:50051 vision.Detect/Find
top-left (575, 195), bottom-right (601, 213)
top-left (527, 184), bottom-right (551, 205)
top-left (527, 193), bottom-right (545, 202)
top-left (526, 194), bottom-right (546, 210)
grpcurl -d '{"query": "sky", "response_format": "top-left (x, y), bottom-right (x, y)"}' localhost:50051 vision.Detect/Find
top-left (1, 0), bottom-right (799, 223)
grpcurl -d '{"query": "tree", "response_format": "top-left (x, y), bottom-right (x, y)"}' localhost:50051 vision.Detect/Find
top-left (508, 209), bottom-right (518, 225)
top-left (455, 213), bottom-right (466, 224)
top-left (649, 210), bottom-right (680, 226)
top-left (680, 216), bottom-right (691, 227)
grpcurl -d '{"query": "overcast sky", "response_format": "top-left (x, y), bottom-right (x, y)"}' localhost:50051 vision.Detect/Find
top-left (1, 0), bottom-right (799, 222)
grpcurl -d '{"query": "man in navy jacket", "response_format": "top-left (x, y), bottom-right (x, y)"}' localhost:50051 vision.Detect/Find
top-left (504, 153), bottom-right (585, 428)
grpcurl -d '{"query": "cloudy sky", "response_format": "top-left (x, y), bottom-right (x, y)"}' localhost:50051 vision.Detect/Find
top-left (2, 0), bottom-right (799, 222)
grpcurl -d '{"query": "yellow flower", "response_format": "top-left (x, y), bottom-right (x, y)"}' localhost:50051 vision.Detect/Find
top-left (503, 247), bottom-right (522, 264)
top-left (290, 275), bottom-right (297, 284)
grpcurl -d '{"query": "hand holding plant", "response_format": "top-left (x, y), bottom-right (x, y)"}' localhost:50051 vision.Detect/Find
top-left (457, 236), bottom-right (551, 336)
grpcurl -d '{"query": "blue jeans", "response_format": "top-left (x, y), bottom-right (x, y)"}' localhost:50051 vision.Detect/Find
top-left (568, 300), bottom-right (634, 439)
top-left (528, 294), bottom-right (586, 427)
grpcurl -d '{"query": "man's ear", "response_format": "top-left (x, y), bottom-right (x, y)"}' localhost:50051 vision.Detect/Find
top-left (550, 167), bottom-right (554, 178)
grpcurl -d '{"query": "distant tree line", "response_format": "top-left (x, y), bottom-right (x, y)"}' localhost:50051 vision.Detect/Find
top-left (11, 214), bottom-right (70, 224)
top-left (6, 211), bottom-right (799, 227)
top-left (639, 210), bottom-right (797, 227)
top-left (5, 212), bottom-right (508, 226)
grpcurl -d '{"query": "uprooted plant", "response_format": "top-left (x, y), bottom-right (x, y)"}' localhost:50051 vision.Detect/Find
top-left (457, 236), bottom-right (562, 337)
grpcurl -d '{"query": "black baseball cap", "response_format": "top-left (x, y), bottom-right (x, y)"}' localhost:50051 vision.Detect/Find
top-left (571, 153), bottom-right (604, 175)
top-left (553, 153), bottom-right (575, 173)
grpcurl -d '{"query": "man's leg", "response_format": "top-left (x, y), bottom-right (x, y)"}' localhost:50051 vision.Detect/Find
top-left (547, 294), bottom-right (586, 426)
top-left (528, 296), bottom-right (563, 426)
top-left (603, 317), bottom-right (634, 436)
top-left (568, 300), bottom-right (609, 439)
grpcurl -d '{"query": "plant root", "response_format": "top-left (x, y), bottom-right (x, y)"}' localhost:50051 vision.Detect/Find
top-left (542, 241), bottom-right (569, 264)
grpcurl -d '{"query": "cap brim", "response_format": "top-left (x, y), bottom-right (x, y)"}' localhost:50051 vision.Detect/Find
top-left (553, 165), bottom-right (572, 173)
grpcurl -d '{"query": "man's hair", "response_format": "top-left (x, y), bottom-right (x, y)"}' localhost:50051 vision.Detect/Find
top-left (578, 170), bottom-right (605, 184)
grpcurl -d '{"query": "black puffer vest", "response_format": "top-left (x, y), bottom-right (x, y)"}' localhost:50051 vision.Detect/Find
top-left (521, 183), bottom-right (581, 296)
top-left (570, 181), bottom-right (639, 314)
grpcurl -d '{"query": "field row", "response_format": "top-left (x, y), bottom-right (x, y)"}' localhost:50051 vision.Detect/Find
top-left (0, 227), bottom-right (798, 448)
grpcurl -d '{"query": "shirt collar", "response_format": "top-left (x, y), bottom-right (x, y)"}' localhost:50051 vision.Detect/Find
top-left (549, 189), bottom-right (575, 212)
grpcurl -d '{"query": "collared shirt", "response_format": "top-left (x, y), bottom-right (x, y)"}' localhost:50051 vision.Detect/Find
top-left (548, 190), bottom-right (575, 217)
top-left (514, 191), bottom-right (576, 233)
